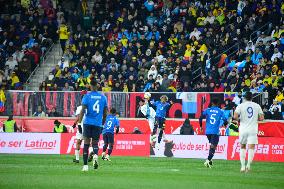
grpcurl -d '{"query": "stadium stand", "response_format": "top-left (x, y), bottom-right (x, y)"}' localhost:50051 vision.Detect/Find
top-left (0, 0), bottom-right (55, 90)
top-left (0, 0), bottom-right (283, 119)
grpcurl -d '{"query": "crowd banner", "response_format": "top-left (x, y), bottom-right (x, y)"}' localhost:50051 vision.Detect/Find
top-left (0, 133), bottom-right (61, 154)
top-left (1, 118), bottom-right (284, 138)
top-left (151, 135), bottom-right (228, 159)
top-left (3, 91), bottom-right (265, 119)
top-left (227, 136), bottom-right (284, 162)
top-left (60, 133), bottom-right (150, 156)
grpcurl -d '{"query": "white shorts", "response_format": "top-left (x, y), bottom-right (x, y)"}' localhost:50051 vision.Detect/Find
top-left (148, 117), bottom-right (155, 131)
top-left (239, 132), bottom-right (258, 144)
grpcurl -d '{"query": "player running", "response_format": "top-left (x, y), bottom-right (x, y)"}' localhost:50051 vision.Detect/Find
top-left (79, 80), bottom-right (108, 172)
top-left (151, 95), bottom-right (173, 149)
top-left (199, 98), bottom-right (228, 168)
top-left (140, 92), bottom-right (156, 144)
top-left (72, 90), bottom-right (87, 163)
top-left (233, 91), bottom-right (264, 173)
top-left (101, 108), bottom-right (120, 161)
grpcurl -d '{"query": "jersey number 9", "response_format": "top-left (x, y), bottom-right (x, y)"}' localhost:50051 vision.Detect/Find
top-left (247, 107), bottom-right (253, 118)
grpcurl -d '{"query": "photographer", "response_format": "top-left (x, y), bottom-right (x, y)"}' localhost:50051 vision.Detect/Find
top-left (266, 100), bottom-right (282, 120)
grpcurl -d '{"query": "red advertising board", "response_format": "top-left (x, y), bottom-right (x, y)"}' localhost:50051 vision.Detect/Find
top-left (227, 136), bottom-right (284, 162)
top-left (60, 133), bottom-right (150, 157)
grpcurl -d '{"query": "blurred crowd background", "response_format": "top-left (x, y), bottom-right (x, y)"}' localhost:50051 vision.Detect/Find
top-left (0, 0), bottom-right (283, 119)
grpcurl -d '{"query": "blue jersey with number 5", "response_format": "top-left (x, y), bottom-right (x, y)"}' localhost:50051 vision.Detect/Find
top-left (102, 115), bottom-right (120, 134)
top-left (82, 91), bottom-right (107, 127)
top-left (203, 106), bottom-right (227, 134)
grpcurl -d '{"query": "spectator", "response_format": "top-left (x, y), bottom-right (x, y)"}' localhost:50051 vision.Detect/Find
top-left (266, 100), bottom-right (282, 120)
top-left (49, 107), bottom-right (60, 117)
top-left (33, 106), bottom-right (47, 117)
top-left (3, 115), bottom-right (19, 132)
top-left (132, 127), bottom-right (142, 134)
top-left (53, 120), bottom-right (67, 133)
top-left (180, 118), bottom-right (194, 135)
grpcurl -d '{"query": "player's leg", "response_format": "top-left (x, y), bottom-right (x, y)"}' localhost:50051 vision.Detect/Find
top-left (206, 134), bottom-right (219, 168)
top-left (91, 127), bottom-right (101, 169)
top-left (157, 118), bottom-right (165, 143)
top-left (73, 138), bottom-right (82, 163)
top-left (246, 134), bottom-right (258, 172)
top-left (102, 133), bottom-right (108, 160)
top-left (105, 133), bottom-right (114, 161)
top-left (239, 133), bottom-right (248, 172)
top-left (82, 125), bottom-right (91, 171)
top-left (149, 118), bottom-right (156, 143)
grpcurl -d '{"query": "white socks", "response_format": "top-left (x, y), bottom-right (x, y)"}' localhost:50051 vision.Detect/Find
top-left (75, 150), bottom-right (80, 160)
top-left (247, 149), bottom-right (255, 169)
top-left (240, 148), bottom-right (246, 170)
top-left (89, 147), bottom-right (93, 153)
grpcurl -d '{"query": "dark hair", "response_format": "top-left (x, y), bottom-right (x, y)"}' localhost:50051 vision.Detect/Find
top-left (211, 98), bottom-right (219, 105)
top-left (110, 108), bottom-right (116, 114)
top-left (54, 120), bottom-right (60, 125)
top-left (90, 79), bottom-right (98, 87)
top-left (244, 91), bottom-right (253, 101)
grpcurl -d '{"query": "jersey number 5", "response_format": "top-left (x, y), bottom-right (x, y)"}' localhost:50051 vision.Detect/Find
top-left (93, 100), bottom-right (100, 113)
top-left (210, 114), bottom-right (217, 124)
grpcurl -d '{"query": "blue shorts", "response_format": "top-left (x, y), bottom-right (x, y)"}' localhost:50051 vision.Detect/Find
top-left (103, 133), bottom-right (114, 144)
top-left (83, 124), bottom-right (102, 140)
top-left (155, 117), bottom-right (166, 129)
top-left (206, 134), bottom-right (219, 146)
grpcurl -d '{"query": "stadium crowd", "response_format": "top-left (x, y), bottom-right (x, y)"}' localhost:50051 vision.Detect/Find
top-left (0, 0), bottom-right (55, 91)
top-left (0, 0), bottom-right (283, 119)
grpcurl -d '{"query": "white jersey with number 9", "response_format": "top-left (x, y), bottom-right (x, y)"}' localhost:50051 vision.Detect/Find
top-left (235, 101), bottom-right (264, 134)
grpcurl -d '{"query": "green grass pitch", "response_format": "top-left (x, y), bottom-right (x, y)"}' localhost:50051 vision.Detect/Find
top-left (0, 154), bottom-right (284, 189)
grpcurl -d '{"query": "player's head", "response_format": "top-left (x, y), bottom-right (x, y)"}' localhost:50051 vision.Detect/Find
top-left (243, 91), bottom-right (253, 101)
top-left (90, 79), bottom-right (98, 91)
top-left (80, 90), bottom-right (87, 99)
top-left (211, 98), bottom-right (219, 106)
top-left (110, 108), bottom-right (116, 115)
top-left (8, 115), bottom-right (13, 120)
top-left (160, 95), bottom-right (168, 103)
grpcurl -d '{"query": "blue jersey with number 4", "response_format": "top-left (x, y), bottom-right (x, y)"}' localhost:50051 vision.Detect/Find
top-left (82, 91), bottom-right (107, 127)
top-left (203, 106), bottom-right (227, 134)
top-left (102, 115), bottom-right (120, 134)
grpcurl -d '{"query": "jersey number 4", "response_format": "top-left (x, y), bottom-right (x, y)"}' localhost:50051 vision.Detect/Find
top-left (92, 100), bottom-right (100, 113)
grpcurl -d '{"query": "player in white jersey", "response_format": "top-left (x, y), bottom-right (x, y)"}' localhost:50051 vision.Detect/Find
top-left (233, 92), bottom-right (264, 173)
top-left (140, 92), bottom-right (156, 144)
top-left (73, 91), bottom-right (89, 163)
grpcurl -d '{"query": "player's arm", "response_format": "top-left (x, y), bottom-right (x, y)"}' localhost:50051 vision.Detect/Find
top-left (102, 106), bottom-right (108, 125)
top-left (199, 110), bottom-right (206, 132)
top-left (233, 105), bottom-right (241, 121)
top-left (221, 111), bottom-right (228, 127)
top-left (115, 119), bottom-right (120, 134)
top-left (258, 105), bottom-right (264, 121)
top-left (78, 105), bottom-right (87, 124)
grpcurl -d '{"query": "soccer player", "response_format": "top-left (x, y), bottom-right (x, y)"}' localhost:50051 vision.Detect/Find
top-left (72, 90), bottom-right (87, 163)
top-left (102, 108), bottom-right (120, 161)
top-left (78, 80), bottom-right (108, 172)
top-left (233, 92), bottom-right (264, 173)
top-left (140, 92), bottom-right (156, 144)
top-left (151, 95), bottom-right (172, 149)
top-left (199, 98), bottom-right (228, 168)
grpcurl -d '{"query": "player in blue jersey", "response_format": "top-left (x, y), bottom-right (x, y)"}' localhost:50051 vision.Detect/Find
top-left (199, 98), bottom-right (228, 168)
top-left (151, 95), bottom-right (173, 149)
top-left (102, 108), bottom-right (120, 161)
top-left (78, 80), bottom-right (108, 172)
